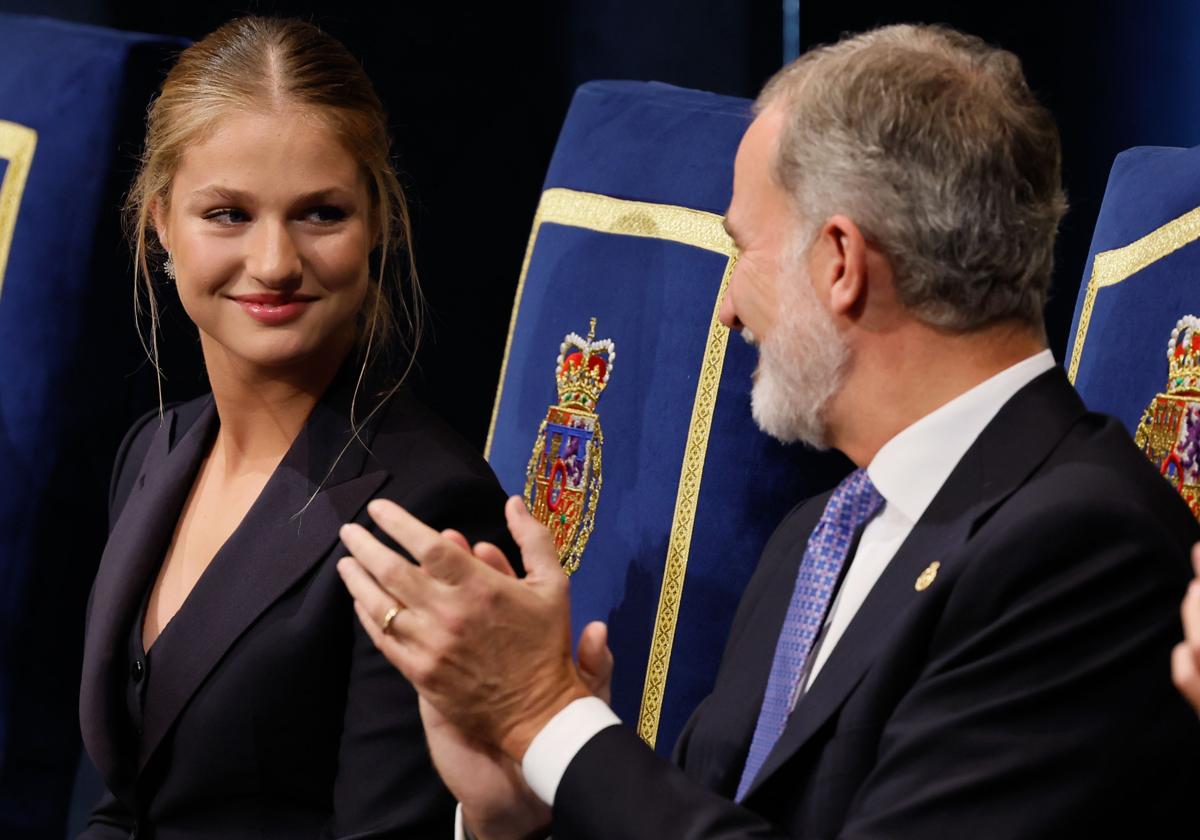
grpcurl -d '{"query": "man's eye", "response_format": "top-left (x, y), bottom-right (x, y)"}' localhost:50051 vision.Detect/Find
top-left (204, 208), bottom-right (249, 225)
top-left (307, 205), bottom-right (348, 223)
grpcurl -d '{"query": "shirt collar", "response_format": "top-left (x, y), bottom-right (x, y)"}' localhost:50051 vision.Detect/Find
top-left (866, 349), bottom-right (1056, 524)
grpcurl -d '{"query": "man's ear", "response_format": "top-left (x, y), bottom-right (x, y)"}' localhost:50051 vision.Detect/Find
top-left (813, 214), bottom-right (869, 317)
top-left (150, 196), bottom-right (170, 253)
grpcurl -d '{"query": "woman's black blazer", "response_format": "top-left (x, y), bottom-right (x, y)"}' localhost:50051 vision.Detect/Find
top-left (79, 373), bottom-right (515, 839)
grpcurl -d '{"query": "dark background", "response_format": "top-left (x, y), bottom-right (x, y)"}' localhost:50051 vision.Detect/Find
top-left (7, 0), bottom-right (1196, 447)
top-left (0, 1), bottom-right (1197, 836)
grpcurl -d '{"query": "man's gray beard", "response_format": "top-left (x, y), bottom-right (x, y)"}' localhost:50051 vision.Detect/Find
top-left (747, 266), bottom-right (849, 449)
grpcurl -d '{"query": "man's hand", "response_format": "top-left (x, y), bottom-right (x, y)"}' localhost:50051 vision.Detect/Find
top-left (419, 696), bottom-right (549, 840)
top-left (1172, 543), bottom-right (1200, 715)
top-left (336, 495), bottom-right (592, 761)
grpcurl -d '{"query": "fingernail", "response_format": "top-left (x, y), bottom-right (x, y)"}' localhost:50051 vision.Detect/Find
top-left (1189, 580), bottom-right (1200, 599)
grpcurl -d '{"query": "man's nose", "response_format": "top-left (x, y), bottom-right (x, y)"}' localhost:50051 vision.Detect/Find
top-left (718, 280), bottom-right (742, 331)
top-left (247, 218), bottom-right (302, 288)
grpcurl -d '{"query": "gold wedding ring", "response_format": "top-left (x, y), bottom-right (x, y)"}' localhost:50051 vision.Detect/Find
top-left (380, 604), bottom-right (401, 634)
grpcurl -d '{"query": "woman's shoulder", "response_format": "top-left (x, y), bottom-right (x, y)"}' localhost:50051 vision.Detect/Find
top-left (108, 394), bottom-right (211, 523)
top-left (367, 387), bottom-right (507, 499)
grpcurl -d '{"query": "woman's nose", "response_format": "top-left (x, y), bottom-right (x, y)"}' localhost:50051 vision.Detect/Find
top-left (246, 218), bottom-right (302, 289)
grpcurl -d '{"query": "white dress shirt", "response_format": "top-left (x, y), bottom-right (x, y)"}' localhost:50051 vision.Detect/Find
top-left (461, 349), bottom-right (1057, 831)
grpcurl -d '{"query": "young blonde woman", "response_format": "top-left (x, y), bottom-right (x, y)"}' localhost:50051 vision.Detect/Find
top-left (78, 16), bottom-right (513, 837)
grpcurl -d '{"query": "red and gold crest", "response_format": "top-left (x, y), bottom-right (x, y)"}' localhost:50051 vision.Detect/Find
top-left (525, 319), bottom-right (615, 574)
top-left (1135, 315), bottom-right (1200, 519)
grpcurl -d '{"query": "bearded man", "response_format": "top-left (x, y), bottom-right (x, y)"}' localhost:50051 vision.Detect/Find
top-left (339, 24), bottom-right (1200, 839)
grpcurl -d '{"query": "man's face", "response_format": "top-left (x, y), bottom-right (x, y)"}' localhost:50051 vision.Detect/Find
top-left (720, 107), bottom-right (849, 448)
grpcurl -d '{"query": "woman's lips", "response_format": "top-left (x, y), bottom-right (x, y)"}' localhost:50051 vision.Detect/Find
top-left (231, 295), bottom-right (317, 325)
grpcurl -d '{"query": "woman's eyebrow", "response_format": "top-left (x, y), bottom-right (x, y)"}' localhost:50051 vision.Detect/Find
top-left (187, 185), bottom-right (356, 205)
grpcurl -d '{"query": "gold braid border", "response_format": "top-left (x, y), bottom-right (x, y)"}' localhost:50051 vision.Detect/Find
top-left (1067, 205), bottom-right (1200, 384)
top-left (636, 252), bottom-right (736, 747)
top-left (0, 121), bottom-right (38, 302)
top-left (486, 187), bottom-right (737, 747)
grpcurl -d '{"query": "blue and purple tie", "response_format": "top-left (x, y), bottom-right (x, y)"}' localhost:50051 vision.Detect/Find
top-left (735, 467), bottom-right (884, 802)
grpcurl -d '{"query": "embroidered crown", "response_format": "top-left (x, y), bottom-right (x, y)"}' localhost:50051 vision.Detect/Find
top-left (1167, 315), bottom-right (1200, 396)
top-left (555, 318), bottom-right (615, 412)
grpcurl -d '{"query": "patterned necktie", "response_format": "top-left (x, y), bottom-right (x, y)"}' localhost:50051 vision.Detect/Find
top-left (735, 467), bottom-right (884, 802)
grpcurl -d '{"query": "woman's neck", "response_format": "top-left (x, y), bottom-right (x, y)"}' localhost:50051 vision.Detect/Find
top-left (199, 334), bottom-right (355, 477)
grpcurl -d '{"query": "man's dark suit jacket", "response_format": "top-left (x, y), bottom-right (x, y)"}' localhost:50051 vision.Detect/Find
top-left (78, 373), bottom-right (514, 839)
top-left (554, 369), bottom-right (1200, 839)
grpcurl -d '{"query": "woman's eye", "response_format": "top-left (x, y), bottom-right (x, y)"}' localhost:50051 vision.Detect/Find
top-left (204, 208), bottom-right (249, 225)
top-left (307, 205), bottom-right (348, 224)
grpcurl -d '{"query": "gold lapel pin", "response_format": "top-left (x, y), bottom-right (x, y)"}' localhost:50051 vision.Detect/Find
top-left (915, 561), bottom-right (940, 592)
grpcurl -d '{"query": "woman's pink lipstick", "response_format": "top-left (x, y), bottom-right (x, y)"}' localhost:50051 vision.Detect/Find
top-left (231, 293), bottom-right (317, 325)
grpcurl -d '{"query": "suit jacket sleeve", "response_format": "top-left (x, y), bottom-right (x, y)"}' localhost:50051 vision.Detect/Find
top-left (834, 487), bottom-right (1195, 838)
top-left (553, 483), bottom-right (1195, 838)
top-left (327, 475), bottom-right (516, 837)
top-left (79, 408), bottom-right (162, 840)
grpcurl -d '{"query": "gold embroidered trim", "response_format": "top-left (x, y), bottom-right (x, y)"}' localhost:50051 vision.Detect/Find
top-left (1067, 205), bottom-right (1200, 383)
top-left (485, 188), bottom-right (735, 456)
top-left (485, 187), bottom-right (737, 747)
top-left (0, 121), bottom-right (38, 301)
top-left (636, 252), bottom-right (736, 748)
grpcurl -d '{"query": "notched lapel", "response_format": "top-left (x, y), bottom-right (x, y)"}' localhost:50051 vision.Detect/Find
top-left (135, 392), bottom-right (390, 773)
top-left (742, 370), bottom-right (1088, 800)
top-left (80, 402), bottom-right (214, 788)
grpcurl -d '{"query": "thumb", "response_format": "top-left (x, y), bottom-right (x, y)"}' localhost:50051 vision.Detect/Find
top-left (472, 540), bottom-right (516, 577)
top-left (504, 496), bottom-right (562, 582)
top-left (577, 621), bottom-right (613, 705)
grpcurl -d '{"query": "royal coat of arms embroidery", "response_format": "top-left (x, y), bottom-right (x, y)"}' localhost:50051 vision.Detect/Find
top-left (1135, 314), bottom-right (1200, 519)
top-left (525, 318), bottom-right (614, 575)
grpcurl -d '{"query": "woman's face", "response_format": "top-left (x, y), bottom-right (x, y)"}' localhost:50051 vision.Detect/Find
top-left (154, 107), bottom-right (373, 376)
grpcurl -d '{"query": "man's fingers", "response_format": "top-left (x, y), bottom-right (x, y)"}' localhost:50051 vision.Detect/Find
top-left (504, 496), bottom-right (562, 582)
top-left (1182, 580), bottom-right (1200, 653)
top-left (442, 529), bottom-right (471, 551)
top-left (473, 541), bottom-right (515, 577)
top-left (339, 521), bottom-right (432, 605)
top-left (577, 621), bottom-right (613, 705)
top-left (336, 555), bottom-right (408, 633)
top-left (350, 597), bottom-right (422, 679)
top-left (1171, 641), bottom-right (1200, 713)
top-left (367, 499), bottom-right (473, 584)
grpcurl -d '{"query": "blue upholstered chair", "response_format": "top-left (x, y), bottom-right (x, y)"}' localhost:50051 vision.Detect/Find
top-left (1066, 144), bottom-right (1200, 516)
top-left (0, 15), bottom-right (186, 835)
top-left (485, 80), bottom-right (850, 756)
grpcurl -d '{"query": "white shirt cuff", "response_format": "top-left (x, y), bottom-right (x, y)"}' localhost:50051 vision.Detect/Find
top-left (454, 802), bottom-right (467, 840)
top-left (521, 696), bottom-right (620, 806)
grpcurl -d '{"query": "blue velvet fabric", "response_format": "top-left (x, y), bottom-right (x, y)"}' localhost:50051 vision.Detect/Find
top-left (0, 15), bottom-right (186, 835)
top-left (487, 81), bottom-right (849, 756)
top-left (1066, 144), bottom-right (1200, 434)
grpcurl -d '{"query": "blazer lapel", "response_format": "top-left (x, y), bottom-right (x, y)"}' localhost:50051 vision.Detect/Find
top-left (135, 383), bottom-right (389, 773)
top-left (80, 401), bottom-right (215, 790)
top-left (743, 369), bottom-right (1088, 800)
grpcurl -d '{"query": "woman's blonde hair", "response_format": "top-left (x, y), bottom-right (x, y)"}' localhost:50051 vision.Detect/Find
top-left (124, 15), bottom-right (422, 418)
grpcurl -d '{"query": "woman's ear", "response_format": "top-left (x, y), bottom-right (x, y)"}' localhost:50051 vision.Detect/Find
top-left (150, 196), bottom-right (170, 253)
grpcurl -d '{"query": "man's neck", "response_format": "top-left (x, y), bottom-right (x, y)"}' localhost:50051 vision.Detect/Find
top-left (827, 321), bottom-right (1048, 467)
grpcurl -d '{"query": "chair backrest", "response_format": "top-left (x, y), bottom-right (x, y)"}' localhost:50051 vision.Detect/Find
top-left (0, 14), bottom-right (185, 833)
top-left (1065, 144), bottom-right (1200, 517)
top-left (486, 80), bottom-right (849, 755)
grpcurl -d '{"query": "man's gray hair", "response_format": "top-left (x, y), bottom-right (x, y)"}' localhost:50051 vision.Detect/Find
top-left (758, 24), bottom-right (1067, 333)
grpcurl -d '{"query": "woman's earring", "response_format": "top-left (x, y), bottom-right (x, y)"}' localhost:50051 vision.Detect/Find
top-left (164, 254), bottom-right (177, 281)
